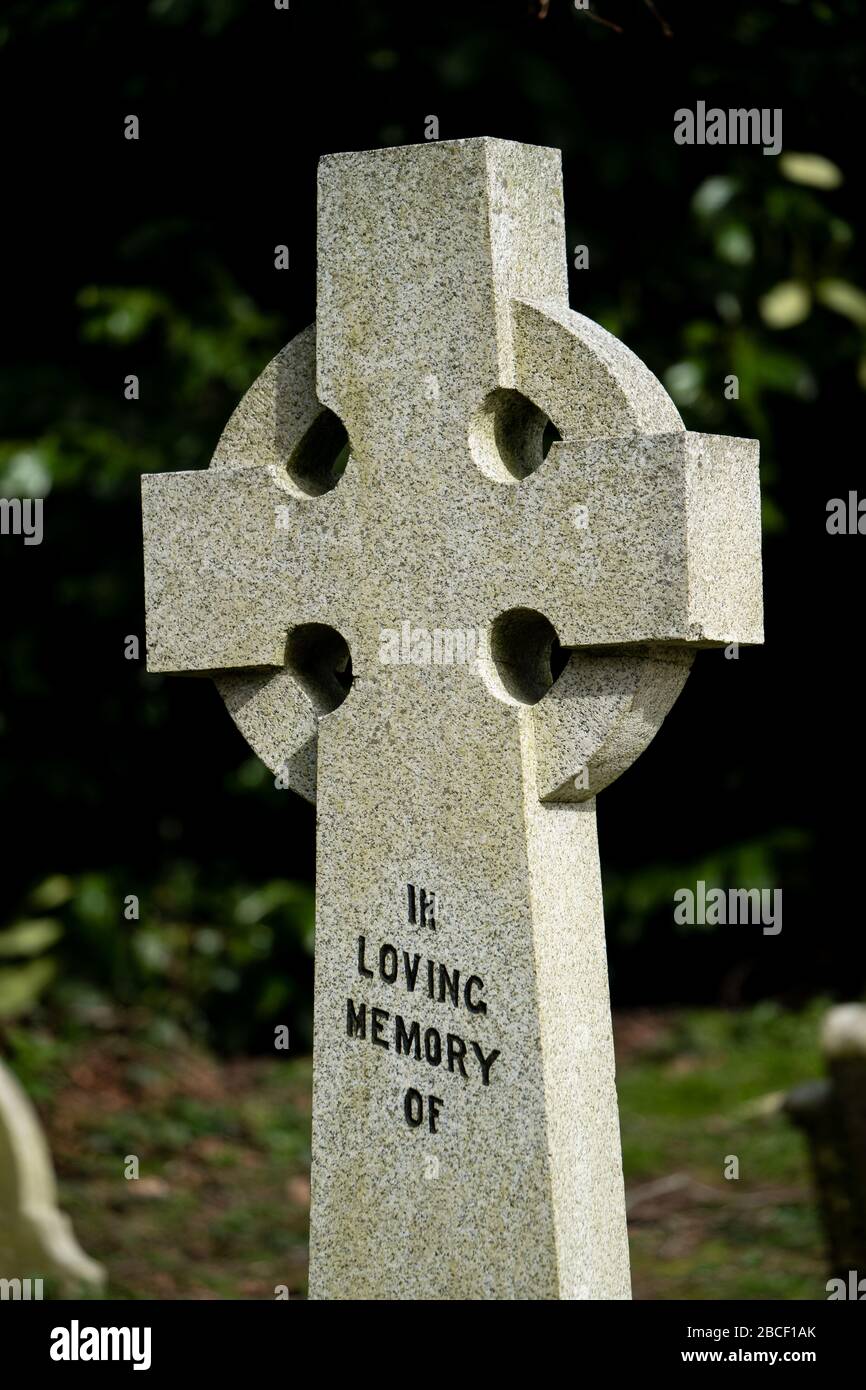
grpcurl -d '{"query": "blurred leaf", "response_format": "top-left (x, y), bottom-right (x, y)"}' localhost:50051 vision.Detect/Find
top-left (779, 152), bottom-right (843, 189)
top-left (758, 282), bottom-right (811, 329)
top-left (75, 874), bottom-right (115, 924)
top-left (0, 918), bottom-right (63, 957)
top-left (0, 959), bottom-right (56, 1019)
top-left (77, 286), bottom-right (169, 344)
top-left (194, 927), bottom-right (223, 956)
top-left (0, 446), bottom-right (53, 498)
top-left (132, 929), bottom-right (175, 973)
top-left (234, 881), bottom-right (314, 929)
top-left (692, 176), bottom-right (739, 218)
top-left (663, 360), bottom-right (702, 406)
top-left (29, 874), bottom-right (75, 910)
top-left (816, 278), bottom-right (866, 326)
top-left (715, 222), bottom-right (754, 266)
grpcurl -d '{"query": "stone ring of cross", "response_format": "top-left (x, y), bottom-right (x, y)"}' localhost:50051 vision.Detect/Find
top-left (142, 138), bottom-right (763, 1300)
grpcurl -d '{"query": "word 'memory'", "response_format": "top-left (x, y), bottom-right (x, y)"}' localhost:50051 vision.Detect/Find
top-left (357, 934), bottom-right (487, 1011)
top-left (346, 998), bottom-right (500, 1086)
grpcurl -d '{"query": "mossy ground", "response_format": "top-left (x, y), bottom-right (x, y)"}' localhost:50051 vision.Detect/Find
top-left (8, 1000), bottom-right (828, 1299)
top-left (619, 1002), bottom-right (826, 1300)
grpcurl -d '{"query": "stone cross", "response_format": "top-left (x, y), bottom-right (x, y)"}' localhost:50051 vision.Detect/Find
top-left (141, 138), bottom-right (763, 1299)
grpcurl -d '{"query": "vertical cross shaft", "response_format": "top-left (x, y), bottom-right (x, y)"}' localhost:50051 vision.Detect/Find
top-left (308, 141), bottom-right (634, 1299)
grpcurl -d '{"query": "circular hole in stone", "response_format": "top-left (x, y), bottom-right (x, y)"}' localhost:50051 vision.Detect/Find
top-left (284, 623), bottom-right (353, 713)
top-left (469, 388), bottom-right (562, 482)
top-left (286, 408), bottom-right (351, 496)
top-left (489, 607), bottom-right (567, 705)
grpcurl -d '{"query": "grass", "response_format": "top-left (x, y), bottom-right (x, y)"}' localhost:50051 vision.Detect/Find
top-left (3, 999), bottom-right (830, 1299)
top-left (618, 1000), bottom-right (827, 1300)
top-left (12, 1028), bottom-right (312, 1299)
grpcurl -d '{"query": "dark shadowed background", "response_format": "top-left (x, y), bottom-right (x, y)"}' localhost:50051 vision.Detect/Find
top-left (0, 0), bottom-right (862, 1298)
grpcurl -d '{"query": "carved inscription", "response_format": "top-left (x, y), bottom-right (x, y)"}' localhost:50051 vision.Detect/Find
top-left (343, 887), bottom-right (502, 1131)
top-left (407, 882), bottom-right (436, 928)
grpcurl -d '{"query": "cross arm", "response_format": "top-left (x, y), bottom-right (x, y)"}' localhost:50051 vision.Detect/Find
top-left (141, 458), bottom-right (358, 802)
top-left (141, 462), bottom-right (352, 674)
top-left (502, 427), bottom-right (764, 650)
top-left (483, 296), bottom-right (764, 804)
top-left (506, 427), bottom-right (762, 804)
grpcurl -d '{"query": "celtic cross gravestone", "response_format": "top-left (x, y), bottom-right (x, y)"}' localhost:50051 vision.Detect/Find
top-left (141, 137), bottom-right (763, 1299)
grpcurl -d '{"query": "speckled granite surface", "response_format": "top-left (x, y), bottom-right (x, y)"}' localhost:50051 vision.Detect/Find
top-left (141, 138), bottom-right (763, 1299)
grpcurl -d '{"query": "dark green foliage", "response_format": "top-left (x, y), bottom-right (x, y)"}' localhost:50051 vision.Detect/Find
top-left (0, 1), bottom-right (863, 1047)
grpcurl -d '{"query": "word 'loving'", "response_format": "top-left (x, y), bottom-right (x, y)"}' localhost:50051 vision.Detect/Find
top-left (345, 931), bottom-right (502, 1132)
